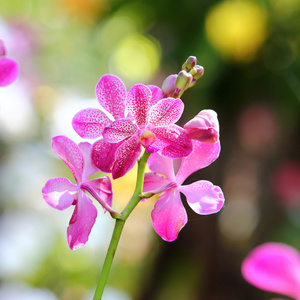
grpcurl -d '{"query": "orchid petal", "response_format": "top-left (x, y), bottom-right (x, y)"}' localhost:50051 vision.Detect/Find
top-left (86, 176), bottom-right (113, 209)
top-left (147, 152), bottom-right (175, 181)
top-left (176, 140), bottom-right (221, 185)
top-left (0, 40), bottom-right (6, 56)
top-left (0, 57), bottom-right (19, 87)
top-left (72, 108), bottom-right (111, 139)
top-left (95, 74), bottom-right (126, 120)
top-left (126, 84), bottom-right (151, 128)
top-left (148, 85), bottom-right (164, 106)
top-left (148, 98), bottom-right (184, 127)
top-left (179, 180), bottom-right (224, 214)
top-left (143, 173), bottom-right (174, 194)
top-left (92, 139), bottom-right (123, 173)
top-left (242, 243), bottom-right (300, 299)
top-left (52, 136), bottom-right (83, 182)
top-left (151, 189), bottom-right (187, 242)
top-left (103, 118), bottom-right (137, 142)
top-left (112, 134), bottom-right (141, 179)
top-left (149, 125), bottom-right (192, 158)
top-left (67, 192), bottom-right (97, 250)
top-left (42, 177), bottom-right (77, 210)
top-left (78, 142), bottom-right (99, 182)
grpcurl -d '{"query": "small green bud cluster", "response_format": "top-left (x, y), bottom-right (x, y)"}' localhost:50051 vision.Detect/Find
top-left (162, 56), bottom-right (204, 99)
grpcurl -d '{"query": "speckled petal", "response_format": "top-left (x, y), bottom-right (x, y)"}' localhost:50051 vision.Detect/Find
top-left (95, 74), bottom-right (126, 120)
top-left (112, 134), bottom-right (142, 179)
top-left (176, 140), bottom-right (220, 185)
top-left (42, 177), bottom-right (77, 210)
top-left (242, 243), bottom-right (300, 299)
top-left (52, 136), bottom-right (83, 182)
top-left (151, 188), bottom-right (187, 242)
top-left (67, 192), bottom-right (97, 250)
top-left (179, 180), bottom-right (224, 214)
top-left (86, 176), bottom-right (113, 208)
top-left (0, 57), bottom-right (19, 87)
top-left (72, 108), bottom-right (112, 139)
top-left (92, 139), bottom-right (123, 173)
top-left (148, 98), bottom-right (184, 127)
top-left (148, 85), bottom-right (164, 106)
top-left (103, 118), bottom-right (137, 142)
top-left (126, 84), bottom-right (151, 128)
top-left (149, 125), bottom-right (192, 158)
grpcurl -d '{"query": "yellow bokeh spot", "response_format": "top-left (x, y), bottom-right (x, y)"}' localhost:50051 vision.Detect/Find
top-left (205, 0), bottom-right (269, 62)
top-left (111, 34), bottom-right (161, 82)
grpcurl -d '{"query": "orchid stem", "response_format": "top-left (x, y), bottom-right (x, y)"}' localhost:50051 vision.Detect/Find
top-left (93, 151), bottom-right (151, 300)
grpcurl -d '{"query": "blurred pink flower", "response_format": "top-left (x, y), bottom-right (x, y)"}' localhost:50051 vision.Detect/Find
top-left (0, 40), bottom-right (19, 87)
top-left (42, 136), bottom-right (113, 250)
top-left (272, 161), bottom-right (300, 206)
top-left (143, 140), bottom-right (224, 241)
top-left (184, 109), bottom-right (219, 144)
top-left (242, 242), bottom-right (300, 299)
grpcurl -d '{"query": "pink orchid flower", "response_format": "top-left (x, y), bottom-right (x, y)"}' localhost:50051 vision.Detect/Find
top-left (42, 136), bottom-right (113, 250)
top-left (184, 109), bottom-right (219, 144)
top-left (0, 40), bottom-right (19, 87)
top-left (102, 83), bottom-right (193, 179)
top-left (143, 139), bottom-right (224, 241)
top-left (242, 242), bottom-right (300, 300)
top-left (72, 74), bottom-right (165, 178)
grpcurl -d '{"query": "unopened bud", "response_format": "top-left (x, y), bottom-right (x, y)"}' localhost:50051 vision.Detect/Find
top-left (162, 74), bottom-right (177, 97)
top-left (182, 56), bottom-right (197, 70)
top-left (175, 70), bottom-right (193, 91)
top-left (193, 65), bottom-right (204, 80)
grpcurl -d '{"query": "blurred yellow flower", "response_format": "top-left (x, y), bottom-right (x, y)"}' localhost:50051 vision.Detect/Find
top-left (205, 0), bottom-right (269, 62)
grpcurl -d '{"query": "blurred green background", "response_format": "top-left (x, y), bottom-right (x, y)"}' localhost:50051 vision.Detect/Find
top-left (0, 0), bottom-right (300, 299)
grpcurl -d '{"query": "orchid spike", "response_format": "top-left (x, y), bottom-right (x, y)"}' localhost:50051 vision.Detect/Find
top-left (184, 109), bottom-right (219, 144)
top-left (42, 136), bottom-right (117, 250)
top-left (242, 242), bottom-right (300, 300)
top-left (98, 78), bottom-right (192, 179)
top-left (0, 40), bottom-right (19, 87)
top-left (143, 139), bottom-right (224, 241)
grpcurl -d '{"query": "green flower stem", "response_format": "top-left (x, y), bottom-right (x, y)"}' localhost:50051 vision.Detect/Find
top-left (93, 151), bottom-right (151, 300)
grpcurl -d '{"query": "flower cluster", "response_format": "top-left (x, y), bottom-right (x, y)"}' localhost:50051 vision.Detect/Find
top-left (0, 40), bottom-right (19, 87)
top-left (42, 56), bottom-right (225, 249)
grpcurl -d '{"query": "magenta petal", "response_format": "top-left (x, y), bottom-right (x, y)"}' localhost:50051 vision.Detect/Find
top-left (179, 180), bottom-right (224, 214)
top-left (78, 142), bottom-right (99, 181)
top-left (242, 243), bottom-right (300, 299)
top-left (103, 118), bottom-right (137, 142)
top-left (176, 140), bottom-right (221, 185)
top-left (151, 189), bottom-right (187, 241)
top-left (95, 74), bottom-right (126, 120)
top-left (86, 176), bottom-right (113, 208)
top-left (52, 136), bottom-right (83, 182)
top-left (147, 152), bottom-right (175, 180)
top-left (112, 135), bottom-right (142, 179)
top-left (143, 172), bottom-right (173, 194)
top-left (148, 85), bottom-right (164, 106)
top-left (92, 139), bottom-right (122, 173)
top-left (150, 125), bottom-right (192, 158)
top-left (0, 57), bottom-right (19, 87)
top-left (67, 192), bottom-right (97, 250)
top-left (148, 98), bottom-right (184, 127)
top-left (42, 177), bottom-right (77, 210)
top-left (72, 108), bottom-right (112, 139)
top-left (126, 84), bottom-right (151, 128)
top-left (0, 40), bottom-right (6, 56)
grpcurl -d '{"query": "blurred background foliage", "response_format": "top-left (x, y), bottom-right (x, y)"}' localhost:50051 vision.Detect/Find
top-left (0, 0), bottom-right (300, 299)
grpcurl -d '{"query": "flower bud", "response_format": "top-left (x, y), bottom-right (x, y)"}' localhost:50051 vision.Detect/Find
top-left (182, 56), bottom-right (197, 70)
top-left (175, 70), bottom-right (193, 91)
top-left (193, 65), bottom-right (204, 80)
top-left (184, 109), bottom-right (219, 144)
top-left (162, 74), bottom-right (177, 97)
